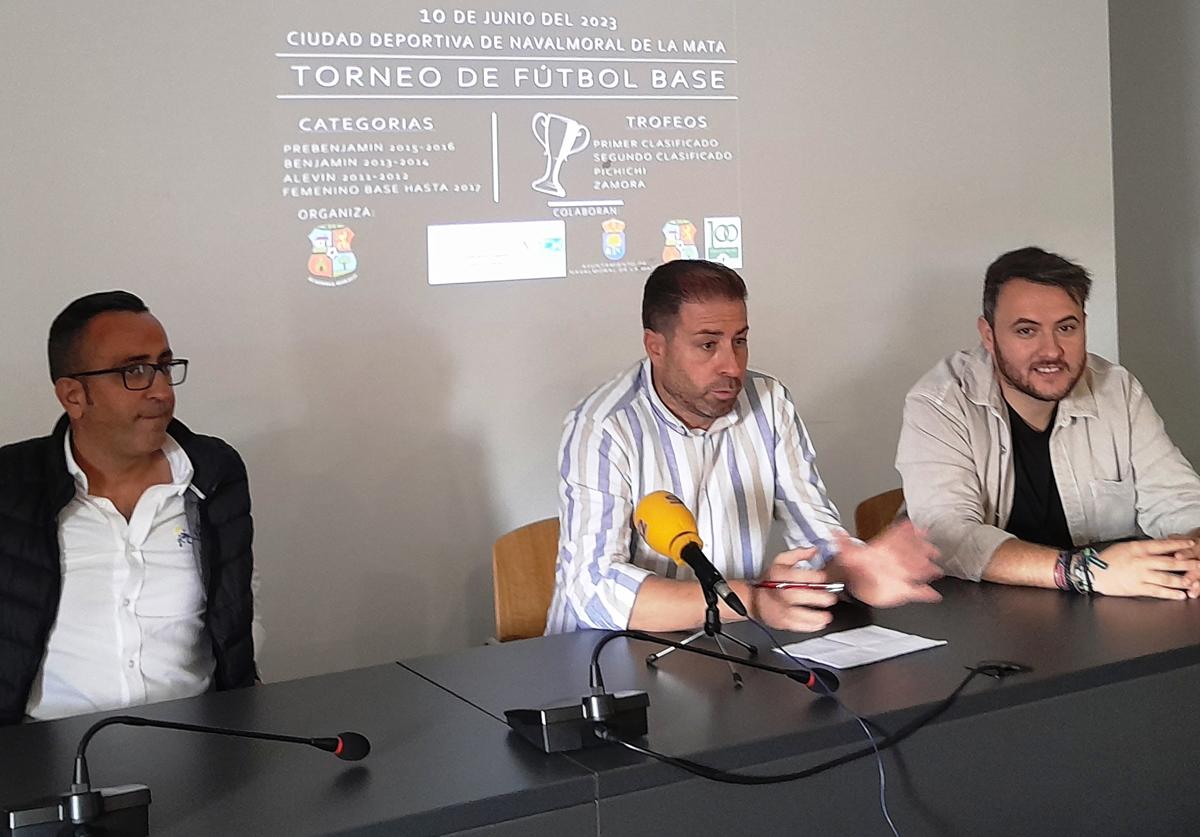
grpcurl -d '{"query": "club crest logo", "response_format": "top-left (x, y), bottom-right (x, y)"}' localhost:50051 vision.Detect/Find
top-left (661, 219), bottom-right (699, 262)
top-left (602, 219), bottom-right (626, 261)
top-left (308, 224), bottom-right (358, 287)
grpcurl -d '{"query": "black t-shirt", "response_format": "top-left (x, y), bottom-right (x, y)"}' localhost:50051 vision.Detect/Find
top-left (1004, 401), bottom-right (1074, 550)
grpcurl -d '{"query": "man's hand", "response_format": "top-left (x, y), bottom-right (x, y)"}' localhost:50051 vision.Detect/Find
top-left (1166, 530), bottom-right (1200, 598)
top-left (1094, 538), bottom-right (1200, 599)
top-left (833, 522), bottom-right (943, 607)
top-left (751, 547), bottom-right (839, 632)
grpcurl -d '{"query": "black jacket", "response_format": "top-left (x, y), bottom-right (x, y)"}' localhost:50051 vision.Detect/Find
top-left (0, 415), bottom-right (257, 725)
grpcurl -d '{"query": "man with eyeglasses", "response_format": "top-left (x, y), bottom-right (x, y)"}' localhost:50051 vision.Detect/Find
top-left (0, 291), bottom-right (260, 725)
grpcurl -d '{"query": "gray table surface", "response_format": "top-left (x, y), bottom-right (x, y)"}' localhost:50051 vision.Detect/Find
top-left (402, 579), bottom-right (1200, 796)
top-left (0, 664), bottom-right (595, 837)
top-left (5, 579), bottom-right (1198, 835)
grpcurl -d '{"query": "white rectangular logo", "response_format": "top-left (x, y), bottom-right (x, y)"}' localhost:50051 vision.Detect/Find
top-left (428, 220), bottom-right (567, 285)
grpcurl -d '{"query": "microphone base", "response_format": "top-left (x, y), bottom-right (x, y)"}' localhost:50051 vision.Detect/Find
top-left (505, 690), bottom-right (649, 753)
top-left (4, 784), bottom-right (150, 836)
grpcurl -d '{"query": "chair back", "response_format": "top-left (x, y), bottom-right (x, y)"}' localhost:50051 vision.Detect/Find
top-left (492, 517), bottom-right (560, 641)
top-left (854, 488), bottom-right (905, 541)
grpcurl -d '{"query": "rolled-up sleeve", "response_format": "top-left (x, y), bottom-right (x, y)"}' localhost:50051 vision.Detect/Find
top-left (546, 413), bottom-right (654, 632)
top-left (896, 390), bottom-right (1013, 580)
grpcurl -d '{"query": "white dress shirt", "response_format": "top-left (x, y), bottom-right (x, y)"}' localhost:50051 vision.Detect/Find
top-left (24, 433), bottom-right (215, 720)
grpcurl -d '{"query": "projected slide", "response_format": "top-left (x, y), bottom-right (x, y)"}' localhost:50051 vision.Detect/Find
top-left (274, 2), bottom-right (742, 287)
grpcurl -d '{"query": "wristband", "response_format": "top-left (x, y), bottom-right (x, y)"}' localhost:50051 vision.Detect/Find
top-left (1054, 550), bottom-right (1071, 591)
top-left (1065, 547), bottom-right (1104, 595)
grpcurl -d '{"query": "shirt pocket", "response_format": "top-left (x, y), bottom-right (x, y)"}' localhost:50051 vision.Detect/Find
top-left (137, 537), bottom-right (207, 619)
top-left (1088, 478), bottom-right (1139, 543)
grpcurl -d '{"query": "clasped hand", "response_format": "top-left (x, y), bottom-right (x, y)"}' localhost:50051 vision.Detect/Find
top-left (1091, 536), bottom-right (1200, 599)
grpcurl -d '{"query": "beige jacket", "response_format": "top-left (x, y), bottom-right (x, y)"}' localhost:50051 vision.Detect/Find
top-left (896, 345), bottom-right (1200, 580)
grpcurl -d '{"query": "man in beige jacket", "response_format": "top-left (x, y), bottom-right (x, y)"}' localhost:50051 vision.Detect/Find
top-left (897, 246), bottom-right (1200, 598)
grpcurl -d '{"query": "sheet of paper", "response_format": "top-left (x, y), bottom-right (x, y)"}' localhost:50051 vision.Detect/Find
top-left (773, 625), bottom-right (947, 669)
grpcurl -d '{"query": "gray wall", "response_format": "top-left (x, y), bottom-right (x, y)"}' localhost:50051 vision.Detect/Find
top-left (0, 1), bottom-right (1117, 681)
top-left (1110, 0), bottom-right (1200, 465)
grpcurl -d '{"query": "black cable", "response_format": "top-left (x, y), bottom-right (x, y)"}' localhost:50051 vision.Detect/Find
top-left (596, 666), bottom-right (980, 785)
top-left (590, 628), bottom-right (1019, 785)
top-left (746, 617), bottom-right (901, 835)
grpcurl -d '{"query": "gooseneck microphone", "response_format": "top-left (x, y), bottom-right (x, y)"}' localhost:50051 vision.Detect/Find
top-left (504, 627), bottom-right (839, 754)
top-left (5, 714), bottom-right (370, 834)
top-left (634, 490), bottom-right (747, 616)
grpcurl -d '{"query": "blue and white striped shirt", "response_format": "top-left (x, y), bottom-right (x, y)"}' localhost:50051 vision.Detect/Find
top-left (544, 358), bottom-right (847, 633)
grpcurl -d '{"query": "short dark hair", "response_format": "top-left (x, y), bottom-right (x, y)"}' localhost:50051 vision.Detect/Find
top-left (642, 259), bottom-right (747, 333)
top-left (48, 291), bottom-right (149, 381)
top-left (983, 247), bottom-right (1091, 325)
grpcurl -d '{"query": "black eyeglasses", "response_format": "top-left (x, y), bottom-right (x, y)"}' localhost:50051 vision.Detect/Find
top-left (68, 359), bottom-right (189, 391)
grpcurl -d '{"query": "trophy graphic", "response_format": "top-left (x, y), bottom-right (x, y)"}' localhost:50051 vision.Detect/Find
top-left (531, 112), bottom-right (591, 197)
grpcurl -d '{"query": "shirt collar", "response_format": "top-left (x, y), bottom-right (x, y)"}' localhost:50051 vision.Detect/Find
top-left (1056, 369), bottom-right (1100, 422)
top-left (963, 343), bottom-right (1099, 423)
top-left (64, 430), bottom-right (195, 496)
top-left (639, 357), bottom-right (744, 437)
top-left (963, 345), bottom-right (1004, 414)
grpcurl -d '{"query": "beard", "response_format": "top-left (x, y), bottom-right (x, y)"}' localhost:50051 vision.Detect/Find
top-left (993, 344), bottom-right (1083, 403)
top-left (662, 375), bottom-right (743, 422)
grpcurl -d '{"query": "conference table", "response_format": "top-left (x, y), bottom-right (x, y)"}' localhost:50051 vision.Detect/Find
top-left (3, 580), bottom-right (1199, 836)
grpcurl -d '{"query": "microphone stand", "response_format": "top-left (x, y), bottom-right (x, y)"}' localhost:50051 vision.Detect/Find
top-left (645, 584), bottom-right (757, 688)
top-left (594, 629), bottom-right (834, 690)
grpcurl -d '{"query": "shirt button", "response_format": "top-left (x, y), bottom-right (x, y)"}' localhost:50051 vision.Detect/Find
top-left (122, 598), bottom-right (131, 607)
top-left (127, 660), bottom-right (135, 668)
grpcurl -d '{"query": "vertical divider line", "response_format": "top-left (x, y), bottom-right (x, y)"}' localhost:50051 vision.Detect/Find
top-left (491, 112), bottom-right (500, 203)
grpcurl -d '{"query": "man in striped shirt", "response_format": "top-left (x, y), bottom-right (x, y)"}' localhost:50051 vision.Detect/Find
top-left (545, 260), bottom-right (942, 634)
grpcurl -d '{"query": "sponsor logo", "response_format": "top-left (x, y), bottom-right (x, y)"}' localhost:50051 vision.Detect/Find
top-left (704, 216), bottom-right (742, 268)
top-left (307, 224), bottom-right (358, 287)
top-left (602, 219), bottom-right (626, 260)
